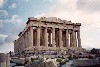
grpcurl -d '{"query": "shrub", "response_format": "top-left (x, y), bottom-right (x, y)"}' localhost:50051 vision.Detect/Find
top-left (56, 58), bottom-right (62, 62)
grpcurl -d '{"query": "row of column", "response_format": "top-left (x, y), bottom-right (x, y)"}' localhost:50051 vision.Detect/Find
top-left (15, 26), bottom-right (81, 53)
top-left (15, 27), bottom-right (34, 53)
top-left (31, 27), bottom-right (81, 48)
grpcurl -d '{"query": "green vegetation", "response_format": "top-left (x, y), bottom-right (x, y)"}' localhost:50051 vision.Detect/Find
top-left (56, 58), bottom-right (62, 62)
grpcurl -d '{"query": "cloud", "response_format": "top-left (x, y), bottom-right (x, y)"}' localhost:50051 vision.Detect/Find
top-left (0, 33), bottom-right (18, 45)
top-left (25, 0), bottom-right (30, 2)
top-left (42, 0), bottom-right (53, 2)
top-left (9, 3), bottom-right (17, 9)
top-left (0, 42), bottom-right (14, 53)
top-left (0, 15), bottom-right (22, 29)
top-left (35, 0), bottom-right (100, 49)
top-left (0, 14), bottom-right (24, 53)
top-left (0, 20), bottom-right (4, 28)
top-left (0, 0), bottom-right (4, 7)
top-left (0, 34), bottom-right (8, 45)
top-left (10, 15), bottom-right (22, 23)
top-left (5, 34), bottom-right (18, 43)
top-left (0, 14), bottom-right (23, 46)
top-left (0, 34), bottom-right (18, 46)
top-left (76, 0), bottom-right (100, 13)
top-left (0, 10), bottom-right (8, 19)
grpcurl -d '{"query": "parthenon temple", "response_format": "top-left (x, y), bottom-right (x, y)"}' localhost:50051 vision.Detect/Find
top-left (14, 17), bottom-right (84, 53)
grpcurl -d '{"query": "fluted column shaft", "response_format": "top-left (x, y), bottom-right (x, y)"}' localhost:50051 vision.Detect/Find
top-left (25, 32), bottom-right (28, 48)
top-left (22, 36), bottom-right (24, 50)
top-left (59, 29), bottom-right (63, 47)
top-left (77, 30), bottom-right (81, 48)
top-left (48, 31), bottom-right (51, 47)
top-left (44, 27), bottom-right (48, 47)
top-left (37, 27), bottom-right (40, 47)
top-left (52, 28), bottom-right (56, 47)
top-left (70, 33), bottom-right (73, 47)
top-left (66, 29), bottom-right (69, 47)
top-left (72, 30), bottom-right (77, 47)
top-left (29, 26), bottom-right (33, 47)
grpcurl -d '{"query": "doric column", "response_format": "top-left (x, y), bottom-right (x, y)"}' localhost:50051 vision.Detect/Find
top-left (72, 30), bottom-right (77, 47)
top-left (66, 29), bottom-right (69, 47)
top-left (22, 36), bottom-right (24, 50)
top-left (37, 27), bottom-right (40, 47)
top-left (27, 30), bottom-right (29, 47)
top-left (29, 26), bottom-right (33, 47)
top-left (44, 27), bottom-right (48, 47)
top-left (52, 28), bottom-right (56, 47)
top-left (24, 34), bottom-right (26, 48)
top-left (70, 33), bottom-right (73, 47)
top-left (25, 32), bottom-right (28, 48)
top-left (33, 29), bottom-right (37, 46)
top-left (48, 31), bottom-right (51, 47)
top-left (20, 37), bottom-right (22, 51)
top-left (59, 29), bottom-right (63, 47)
top-left (22, 35), bottom-right (24, 49)
top-left (75, 31), bottom-right (77, 47)
top-left (20, 37), bottom-right (22, 52)
top-left (55, 30), bottom-right (59, 47)
top-left (77, 30), bottom-right (81, 48)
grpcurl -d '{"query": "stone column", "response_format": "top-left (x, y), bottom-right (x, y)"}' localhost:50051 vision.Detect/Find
top-left (29, 26), bottom-right (33, 47)
top-left (55, 30), bottom-right (59, 47)
top-left (77, 30), bottom-right (81, 48)
top-left (72, 30), bottom-right (77, 47)
top-left (21, 36), bottom-right (24, 51)
top-left (75, 31), bottom-right (77, 47)
top-left (66, 29), bottom-right (69, 47)
top-left (44, 27), bottom-right (48, 47)
top-left (25, 31), bottom-right (28, 48)
top-left (48, 31), bottom-right (51, 47)
top-left (34, 30), bottom-right (37, 46)
top-left (6, 54), bottom-right (10, 67)
top-left (70, 33), bottom-right (73, 47)
top-left (23, 35), bottom-right (25, 49)
top-left (0, 53), bottom-right (6, 67)
top-left (24, 33), bottom-right (27, 48)
top-left (59, 29), bottom-right (63, 48)
top-left (19, 38), bottom-right (21, 52)
top-left (27, 31), bottom-right (29, 47)
top-left (52, 28), bottom-right (56, 47)
top-left (37, 27), bottom-right (40, 47)
top-left (21, 37), bottom-right (23, 51)
top-left (14, 42), bottom-right (16, 53)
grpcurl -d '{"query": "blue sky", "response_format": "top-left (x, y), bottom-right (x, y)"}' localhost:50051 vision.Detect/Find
top-left (0, 0), bottom-right (100, 53)
top-left (0, 0), bottom-right (54, 53)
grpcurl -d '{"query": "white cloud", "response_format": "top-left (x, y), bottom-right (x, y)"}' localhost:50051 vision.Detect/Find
top-left (0, 34), bottom-right (16, 53)
top-left (76, 0), bottom-right (100, 13)
top-left (0, 20), bottom-right (3, 28)
top-left (9, 3), bottom-right (17, 9)
top-left (0, 10), bottom-right (8, 18)
top-left (42, 0), bottom-right (53, 2)
top-left (10, 15), bottom-right (22, 23)
top-left (0, 34), bottom-right (8, 45)
top-left (25, 0), bottom-right (29, 2)
top-left (35, 0), bottom-right (100, 49)
top-left (0, 0), bottom-right (4, 7)
top-left (0, 34), bottom-right (8, 38)
top-left (0, 42), bottom-right (14, 53)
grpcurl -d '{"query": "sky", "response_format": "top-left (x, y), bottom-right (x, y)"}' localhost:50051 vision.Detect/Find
top-left (0, 0), bottom-right (100, 53)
